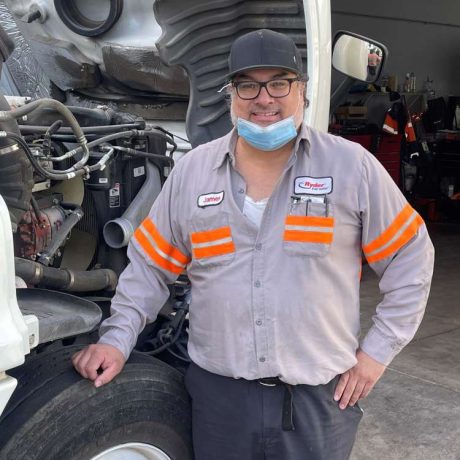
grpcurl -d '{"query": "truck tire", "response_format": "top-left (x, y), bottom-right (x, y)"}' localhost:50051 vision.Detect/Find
top-left (0, 345), bottom-right (192, 460)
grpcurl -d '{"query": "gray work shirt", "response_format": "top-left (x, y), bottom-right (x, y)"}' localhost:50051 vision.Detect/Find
top-left (99, 124), bottom-right (434, 385)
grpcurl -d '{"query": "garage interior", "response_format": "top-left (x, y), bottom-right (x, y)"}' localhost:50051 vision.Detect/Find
top-left (0, 0), bottom-right (458, 458)
top-left (329, 2), bottom-right (460, 458)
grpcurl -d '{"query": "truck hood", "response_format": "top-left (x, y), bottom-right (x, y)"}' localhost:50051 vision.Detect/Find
top-left (1, 1), bottom-right (331, 146)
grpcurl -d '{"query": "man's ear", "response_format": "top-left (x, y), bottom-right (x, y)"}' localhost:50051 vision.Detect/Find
top-left (299, 82), bottom-right (309, 107)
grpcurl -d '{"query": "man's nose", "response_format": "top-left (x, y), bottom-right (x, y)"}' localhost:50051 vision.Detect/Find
top-left (255, 85), bottom-right (274, 103)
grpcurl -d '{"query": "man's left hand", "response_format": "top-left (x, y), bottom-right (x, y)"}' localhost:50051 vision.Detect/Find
top-left (334, 349), bottom-right (386, 410)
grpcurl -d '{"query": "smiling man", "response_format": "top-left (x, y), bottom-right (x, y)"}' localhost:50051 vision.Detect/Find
top-left (73, 29), bottom-right (434, 459)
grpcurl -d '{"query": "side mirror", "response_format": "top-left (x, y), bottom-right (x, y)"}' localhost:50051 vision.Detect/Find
top-left (332, 31), bottom-right (388, 83)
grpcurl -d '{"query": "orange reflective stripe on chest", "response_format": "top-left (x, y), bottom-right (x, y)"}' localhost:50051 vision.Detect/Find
top-left (190, 226), bottom-right (235, 259)
top-left (284, 215), bottom-right (335, 244)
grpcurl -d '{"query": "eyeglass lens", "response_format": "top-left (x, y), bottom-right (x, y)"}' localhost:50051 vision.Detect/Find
top-left (235, 79), bottom-right (296, 99)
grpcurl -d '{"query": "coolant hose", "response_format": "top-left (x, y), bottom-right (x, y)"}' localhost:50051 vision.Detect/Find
top-left (103, 159), bottom-right (162, 248)
top-left (0, 98), bottom-right (89, 167)
top-left (15, 257), bottom-right (118, 292)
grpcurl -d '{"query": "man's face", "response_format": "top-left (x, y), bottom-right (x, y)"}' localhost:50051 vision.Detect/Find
top-left (230, 68), bottom-right (305, 128)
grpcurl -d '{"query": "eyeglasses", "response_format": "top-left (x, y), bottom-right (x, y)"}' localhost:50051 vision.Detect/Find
top-left (221, 77), bottom-right (301, 100)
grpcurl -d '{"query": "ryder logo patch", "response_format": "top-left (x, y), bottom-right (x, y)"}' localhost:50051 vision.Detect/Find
top-left (294, 176), bottom-right (333, 195)
top-left (197, 191), bottom-right (225, 208)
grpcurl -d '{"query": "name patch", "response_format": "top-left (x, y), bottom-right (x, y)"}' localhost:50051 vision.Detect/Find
top-left (294, 176), bottom-right (333, 195)
top-left (198, 191), bottom-right (225, 208)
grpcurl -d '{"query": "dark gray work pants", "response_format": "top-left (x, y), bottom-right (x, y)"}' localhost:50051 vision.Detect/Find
top-left (185, 362), bottom-right (363, 460)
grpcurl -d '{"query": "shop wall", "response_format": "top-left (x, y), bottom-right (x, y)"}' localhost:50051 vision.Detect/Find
top-left (331, 0), bottom-right (460, 98)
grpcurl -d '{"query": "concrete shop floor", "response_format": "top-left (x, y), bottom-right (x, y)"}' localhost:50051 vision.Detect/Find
top-left (352, 223), bottom-right (460, 460)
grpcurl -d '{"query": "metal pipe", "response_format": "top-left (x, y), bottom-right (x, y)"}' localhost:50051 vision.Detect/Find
top-left (103, 160), bottom-right (162, 248)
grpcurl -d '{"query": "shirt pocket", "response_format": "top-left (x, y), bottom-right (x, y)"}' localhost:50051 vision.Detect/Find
top-left (188, 211), bottom-right (236, 268)
top-left (283, 199), bottom-right (334, 257)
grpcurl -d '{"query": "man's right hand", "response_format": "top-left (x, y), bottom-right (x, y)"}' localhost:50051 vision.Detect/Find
top-left (72, 343), bottom-right (126, 388)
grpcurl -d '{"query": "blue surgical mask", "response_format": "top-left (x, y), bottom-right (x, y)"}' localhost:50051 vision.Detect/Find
top-left (236, 116), bottom-right (298, 151)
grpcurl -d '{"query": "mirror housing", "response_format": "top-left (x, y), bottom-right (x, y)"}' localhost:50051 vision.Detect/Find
top-left (332, 31), bottom-right (388, 83)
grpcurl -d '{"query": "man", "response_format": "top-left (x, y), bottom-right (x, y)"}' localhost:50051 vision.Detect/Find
top-left (368, 47), bottom-right (382, 76)
top-left (73, 29), bottom-right (434, 459)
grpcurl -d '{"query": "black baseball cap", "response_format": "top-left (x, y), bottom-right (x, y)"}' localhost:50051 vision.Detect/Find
top-left (227, 29), bottom-right (303, 79)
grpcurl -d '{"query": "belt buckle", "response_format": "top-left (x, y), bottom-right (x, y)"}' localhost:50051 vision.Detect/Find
top-left (258, 377), bottom-right (279, 387)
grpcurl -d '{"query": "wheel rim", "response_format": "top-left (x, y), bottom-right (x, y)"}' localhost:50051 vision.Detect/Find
top-left (90, 442), bottom-right (172, 460)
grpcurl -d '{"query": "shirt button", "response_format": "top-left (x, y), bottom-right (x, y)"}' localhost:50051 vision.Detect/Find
top-left (238, 188), bottom-right (245, 194)
top-left (255, 243), bottom-right (262, 251)
top-left (259, 357), bottom-right (266, 363)
top-left (254, 280), bottom-right (261, 288)
top-left (256, 319), bottom-right (262, 326)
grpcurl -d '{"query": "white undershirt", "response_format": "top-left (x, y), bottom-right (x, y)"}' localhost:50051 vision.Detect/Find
top-left (243, 195), bottom-right (268, 228)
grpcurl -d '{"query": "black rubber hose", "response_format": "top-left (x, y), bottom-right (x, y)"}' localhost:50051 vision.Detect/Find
top-left (30, 196), bottom-right (42, 221)
top-left (19, 122), bottom-right (144, 135)
top-left (43, 120), bottom-right (63, 157)
top-left (15, 257), bottom-right (118, 292)
top-left (37, 206), bottom-right (84, 266)
top-left (3, 132), bottom-right (88, 181)
top-left (0, 98), bottom-right (89, 161)
top-left (54, 0), bottom-right (123, 37)
top-left (115, 146), bottom-right (174, 167)
top-left (19, 105), bottom-right (112, 127)
top-left (3, 132), bottom-right (120, 180)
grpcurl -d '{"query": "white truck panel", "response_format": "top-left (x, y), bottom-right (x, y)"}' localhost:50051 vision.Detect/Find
top-left (0, 195), bottom-right (37, 416)
top-left (303, 0), bottom-right (332, 132)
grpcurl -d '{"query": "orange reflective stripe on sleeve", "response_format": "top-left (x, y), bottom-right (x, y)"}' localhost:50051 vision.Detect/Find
top-left (133, 218), bottom-right (190, 275)
top-left (143, 218), bottom-right (189, 265)
top-left (363, 203), bottom-right (413, 255)
top-left (366, 214), bottom-right (423, 264)
top-left (363, 204), bottom-right (424, 263)
top-left (190, 226), bottom-right (235, 259)
top-left (284, 215), bottom-right (334, 244)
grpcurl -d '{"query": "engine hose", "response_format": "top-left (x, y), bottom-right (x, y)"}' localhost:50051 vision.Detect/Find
top-left (49, 129), bottom-right (139, 171)
top-left (0, 98), bottom-right (89, 162)
top-left (113, 145), bottom-right (174, 167)
top-left (15, 257), bottom-right (118, 292)
top-left (151, 126), bottom-right (178, 154)
top-left (0, 94), bottom-right (33, 231)
top-left (18, 122), bottom-right (144, 135)
top-left (2, 132), bottom-right (116, 181)
top-left (41, 120), bottom-right (63, 157)
top-left (37, 206), bottom-right (84, 266)
top-left (2, 132), bottom-right (88, 181)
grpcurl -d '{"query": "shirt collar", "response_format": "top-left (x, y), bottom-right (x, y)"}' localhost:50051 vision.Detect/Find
top-left (212, 128), bottom-right (238, 170)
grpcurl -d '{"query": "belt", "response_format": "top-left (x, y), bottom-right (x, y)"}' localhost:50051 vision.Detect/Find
top-left (256, 377), bottom-right (295, 431)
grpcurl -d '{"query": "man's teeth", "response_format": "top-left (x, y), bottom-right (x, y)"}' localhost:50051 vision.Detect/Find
top-left (254, 112), bottom-right (278, 116)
